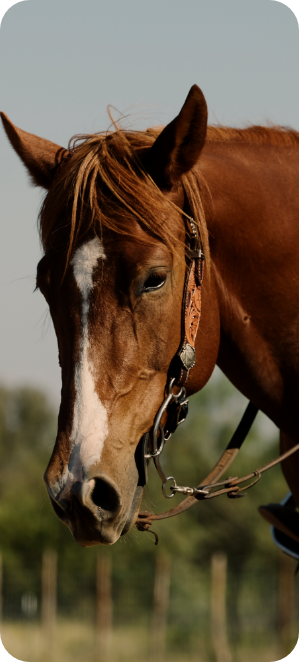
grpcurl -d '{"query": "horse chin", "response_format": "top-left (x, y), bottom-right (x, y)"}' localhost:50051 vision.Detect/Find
top-left (48, 486), bottom-right (144, 546)
top-left (121, 486), bottom-right (144, 536)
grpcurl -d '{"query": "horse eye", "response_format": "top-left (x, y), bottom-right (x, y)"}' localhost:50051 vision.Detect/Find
top-left (143, 272), bottom-right (166, 292)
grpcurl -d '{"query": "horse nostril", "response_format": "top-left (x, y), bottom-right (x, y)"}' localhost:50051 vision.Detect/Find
top-left (91, 477), bottom-right (120, 513)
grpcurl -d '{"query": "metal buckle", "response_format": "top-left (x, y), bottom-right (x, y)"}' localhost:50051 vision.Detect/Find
top-left (189, 248), bottom-right (205, 260)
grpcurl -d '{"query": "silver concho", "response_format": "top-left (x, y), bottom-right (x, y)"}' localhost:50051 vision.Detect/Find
top-left (179, 343), bottom-right (196, 370)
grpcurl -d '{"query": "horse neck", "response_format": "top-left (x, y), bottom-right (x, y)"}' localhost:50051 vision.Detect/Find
top-left (200, 140), bottom-right (299, 420)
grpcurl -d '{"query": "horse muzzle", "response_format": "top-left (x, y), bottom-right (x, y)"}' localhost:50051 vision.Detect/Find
top-left (46, 472), bottom-right (129, 546)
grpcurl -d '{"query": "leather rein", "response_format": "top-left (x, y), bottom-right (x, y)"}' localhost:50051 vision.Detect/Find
top-left (135, 212), bottom-right (299, 538)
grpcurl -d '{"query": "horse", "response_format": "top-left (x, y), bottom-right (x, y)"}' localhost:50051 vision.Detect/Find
top-left (2, 84), bottom-right (299, 548)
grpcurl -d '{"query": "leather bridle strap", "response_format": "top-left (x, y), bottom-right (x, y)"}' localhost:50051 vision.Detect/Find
top-left (170, 216), bottom-right (205, 386)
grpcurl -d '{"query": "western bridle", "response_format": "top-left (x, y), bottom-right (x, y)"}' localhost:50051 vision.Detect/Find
top-left (135, 211), bottom-right (299, 538)
top-left (135, 211), bottom-right (205, 490)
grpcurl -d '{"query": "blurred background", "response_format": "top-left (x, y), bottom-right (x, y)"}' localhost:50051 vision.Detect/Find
top-left (0, 1), bottom-right (299, 660)
top-left (0, 374), bottom-right (298, 661)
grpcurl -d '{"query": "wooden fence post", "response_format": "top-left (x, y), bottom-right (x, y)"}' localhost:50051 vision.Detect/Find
top-left (211, 552), bottom-right (232, 662)
top-left (279, 552), bottom-right (296, 655)
top-left (96, 554), bottom-right (112, 661)
top-left (151, 554), bottom-right (171, 662)
top-left (41, 550), bottom-right (57, 643)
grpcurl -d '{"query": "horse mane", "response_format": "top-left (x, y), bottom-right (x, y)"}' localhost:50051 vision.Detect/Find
top-left (206, 124), bottom-right (299, 148)
top-left (39, 124), bottom-right (209, 273)
top-left (39, 121), bottom-right (299, 274)
top-left (39, 125), bottom-right (209, 275)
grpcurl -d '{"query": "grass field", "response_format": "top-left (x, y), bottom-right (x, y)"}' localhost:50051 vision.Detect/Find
top-left (1, 620), bottom-right (294, 662)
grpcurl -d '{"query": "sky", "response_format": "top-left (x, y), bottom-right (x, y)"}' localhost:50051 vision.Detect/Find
top-left (0, 0), bottom-right (299, 409)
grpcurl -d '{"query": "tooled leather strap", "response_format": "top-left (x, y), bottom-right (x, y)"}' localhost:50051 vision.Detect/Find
top-left (172, 217), bottom-right (205, 386)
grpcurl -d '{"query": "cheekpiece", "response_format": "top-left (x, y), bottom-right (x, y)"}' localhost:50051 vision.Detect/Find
top-left (179, 343), bottom-right (196, 370)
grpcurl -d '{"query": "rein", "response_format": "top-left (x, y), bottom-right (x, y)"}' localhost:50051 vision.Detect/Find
top-left (136, 402), bottom-right (299, 536)
top-left (135, 213), bottom-right (299, 537)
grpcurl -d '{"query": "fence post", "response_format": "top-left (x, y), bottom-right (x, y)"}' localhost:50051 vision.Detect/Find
top-left (151, 554), bottom-right (171, 662)
top-left (41, 550), bottom-right (57, 644)
top-left (279, 552), bottom-right (295, 655)
top-left (96, 554), bottom-right (112, 661)
top-left (210, 552), bottom-right (232, 662)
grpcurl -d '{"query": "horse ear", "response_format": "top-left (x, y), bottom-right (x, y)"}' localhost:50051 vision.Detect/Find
top-left (0, 112), bottom-right (66, 189)
top-left (144, 85), bottom-right (207, 189)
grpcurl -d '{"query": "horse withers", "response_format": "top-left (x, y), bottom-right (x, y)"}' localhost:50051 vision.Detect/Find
top-left (2, 85), bottom-right (299, 546)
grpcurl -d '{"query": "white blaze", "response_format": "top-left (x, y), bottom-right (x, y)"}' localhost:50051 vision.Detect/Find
top-left (70, 236), bottom-right (108, 474)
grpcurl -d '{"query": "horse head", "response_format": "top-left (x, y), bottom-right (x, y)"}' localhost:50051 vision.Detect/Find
top-left (1, 85), bottom-right (211, 546)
